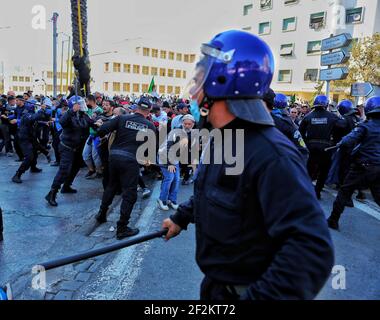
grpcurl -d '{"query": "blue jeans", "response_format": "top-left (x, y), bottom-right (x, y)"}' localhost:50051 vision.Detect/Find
top-left (159, 164), bottom-right (180, 204)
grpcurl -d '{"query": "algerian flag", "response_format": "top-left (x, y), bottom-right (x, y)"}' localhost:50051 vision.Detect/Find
top-left (148, 77), bottom-right (155, 93)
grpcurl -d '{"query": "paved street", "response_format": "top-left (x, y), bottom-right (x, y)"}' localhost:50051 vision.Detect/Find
top-left (0, 153), bottom-right (379, 300)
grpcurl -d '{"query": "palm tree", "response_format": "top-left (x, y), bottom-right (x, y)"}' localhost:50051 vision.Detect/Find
top-left (70, 0), bottom-right (91, 96)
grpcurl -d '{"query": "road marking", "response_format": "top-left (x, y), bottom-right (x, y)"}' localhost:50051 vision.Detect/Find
top-left (325, 188), bottom-right (380, 221)
top-left (77, 182), bottom-right (161, 300)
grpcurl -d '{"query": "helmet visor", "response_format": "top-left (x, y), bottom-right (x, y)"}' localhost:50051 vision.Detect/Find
top-left (181, 44), bottom-right (235, 101)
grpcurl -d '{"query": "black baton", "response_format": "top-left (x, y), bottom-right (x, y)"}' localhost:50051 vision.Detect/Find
top-left (38, 229), bottom-right (168, 271)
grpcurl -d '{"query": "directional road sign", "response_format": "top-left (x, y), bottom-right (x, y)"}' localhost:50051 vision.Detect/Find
top-left (321, 49), bottom-right (350, 66)
top-left (319, 67), bottom-right (349, 81)
top-left (351, 83), bottom-right (374, 97)
top-left (321, 33), bottom-right (352, 51)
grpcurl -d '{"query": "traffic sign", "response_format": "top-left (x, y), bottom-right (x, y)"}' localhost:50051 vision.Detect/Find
top-left (321, 49), bottom-right (350, 66)
top-left (321, 33), bottom-right (352, 51)
top-left (351, 83), bottom-right (374, 97)
top-left (319, 67), bottom-right (349, 81)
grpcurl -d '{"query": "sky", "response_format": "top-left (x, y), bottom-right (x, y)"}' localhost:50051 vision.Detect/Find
top-left (0, 0), bottom-right (241, 68)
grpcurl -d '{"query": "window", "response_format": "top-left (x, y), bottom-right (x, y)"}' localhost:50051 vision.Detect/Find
top-left (160, 50), bottom-right (167, 59)
top-left (169, 52), bottom-right (175, 60)
top-left (19, 76), bottom-right (25, 82)
top-left (133, 83), bottom-right (140, 93)
top-left (176, 53), bottom-right (182, 61)
top-left (159, 68), bottom-right (166, 77)
top-left (135, 47), bottom-right (141, 55)
top-left (142, 66), bottom-right (149, 75)
top-left (113, 63), bottom-right (121, 73)
top-left (12, 76), bottom-right (18, 81)
top-left (284, 0), bottom-right (299, 5)
top-left (113, 82), bottom-right (121, 92)
top-left (104, 82), bottom-right (109, 91)
top-left (47, 72), bottom-right (53, 79)
top-left (143, 47), bottom-right (150, 56)
top-left (282, 17), bottom-right (296, 32)
top-left (280, 43), bottom-right (294, 56)
top-left (183, 70), bottom-right (187, 79)
top-left (243, 4), bottom-right (253, 15)
top-left (104, 63), bottom-right (109, 72)
top-left (152, 49), bottom-right (158, 58)
top-left (123, 83), bottom-right (130, 92)
top-left (168, 69), bottom-right (174, 77)
top-left (259, 22), bottom-right (271, 35)
top-left (260, 0), bottom-right (272, 10)
top-left (151, 67), bottom-right (158, 76)
top-left (304, 69), bottom-right (319, 82)
top-left (190, 54), bottom-right (196, 63)
top-left (167, 85), bottom-right (174, 94)
top-left (19, 86), bottom-right (25, 92)
top-left (310, 12), bottom-right (326, 29)
top-left (123, 64), bottom-right (131, 73)
top-left (159, 85), bottom-right (166, 94)
top-left (25, 86), bottom-right (31, 91)
top-left (175, 86), bottom-right (181, 95)
top-left (133, 65), bottom-right (140, 74)
top-left (307, 40), bottom-right (322, 54)
top-left (46, 85), bottom-right (53, 92)
top-left (278, 70), bottom-right (292, 82)
top-left (142, 84), bottom-right (149, 92)
top-left (184, 54), bottom-right (189, 62)
top-left (346, 7), bottom-right (364, 24)
top-left (175, 70), bottom-right (182, 78)
top-left (12, 86), bottom-right (18, 91)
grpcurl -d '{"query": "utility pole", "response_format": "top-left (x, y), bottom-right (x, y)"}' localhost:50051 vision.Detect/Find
top-left (52, 12), bottom-right (59, 98)
top-left (66, 36), bottom-right (71, 92)
top-left (325, 34), bottom-right (334, 100)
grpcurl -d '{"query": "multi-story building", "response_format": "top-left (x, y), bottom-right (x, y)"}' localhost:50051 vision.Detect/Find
top-left (239, 0), bottom-right (380, 102)
top-left (3, 39), bottom-right (197, 97)
top-left (90, 39), bottom-right (197, 97)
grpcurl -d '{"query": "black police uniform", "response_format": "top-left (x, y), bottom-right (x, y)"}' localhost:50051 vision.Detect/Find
top-left (271, 111), bottom-right (309, 164)
top-left (299, 108), bottom-right (347, 198)
top-left (96, 113), bottom-right (156, 238)
top-left (50, 109), bottom-right (92, 193)
top-left (170, 118), bottom-right (334, 300)
top-left (12, 109), bottom-right (49, 182)
top-left (328, 118), bottom-right (380, 230)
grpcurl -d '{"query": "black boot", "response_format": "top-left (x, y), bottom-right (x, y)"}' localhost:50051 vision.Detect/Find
top-left (95, 207), bottom-right (108, 224)
top-left (45, 189), bottom-right (58, 207)
top-left (327, 212), bottom-right (341, 231)
top-left (116, 225), bottom-right (139, 240)
top-left (61, 185), bottom-right (77, 194)
top-left (12, 171), bottom-right (23, 184)
top-left (30, 167), bottom-right (42, 173)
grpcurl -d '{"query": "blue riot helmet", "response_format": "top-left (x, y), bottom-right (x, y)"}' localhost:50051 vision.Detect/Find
top-left (24, 99), bottom-right (37, 112)
top-left (68, 95), bottom-right (87, 111)
top-left (136, 96), bottom-right (152, 110)
top-left (183, 30), bottom-right (275, 126)
top-left (337, 100), bottom-right (355, 116)
top-left (364, 96), bottom-right (380, 116)
top-left (313, 95), bottom-right (329, 109)
top-left (274, 93), bottom-right (289, 109)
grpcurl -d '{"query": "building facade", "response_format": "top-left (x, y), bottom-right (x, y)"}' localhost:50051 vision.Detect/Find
top-left (240, 0), bottom-right (380, 102)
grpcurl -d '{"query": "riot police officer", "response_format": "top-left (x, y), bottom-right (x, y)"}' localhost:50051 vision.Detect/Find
top-left (11, 101), bottom-right (49, 183)
top-left (327, 96), bottom-right (380, 231)
top-left (299, 95), bottom-right (347, 199)
top-left (162, 30), bottom-right (334, 300)
top-left (45, 96), bottom-right (93, 207)
top-left (95, 97), bottom-right (156, 240)
top-left (265, 90), bottom-right (309, 164)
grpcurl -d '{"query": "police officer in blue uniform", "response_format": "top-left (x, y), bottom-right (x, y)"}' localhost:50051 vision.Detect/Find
top-left (265, 90), bottom-right (309, 164)
top-left (45, 96), bottom-right (93, 207)
top-left (11, 100), bottom-right (49, 183)
top-left (162, 30), bottom-right (334, 300)
top-left (299, 95), bottom-right (347, 199)
top-left (327, 96), bottom-right (380, 231)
